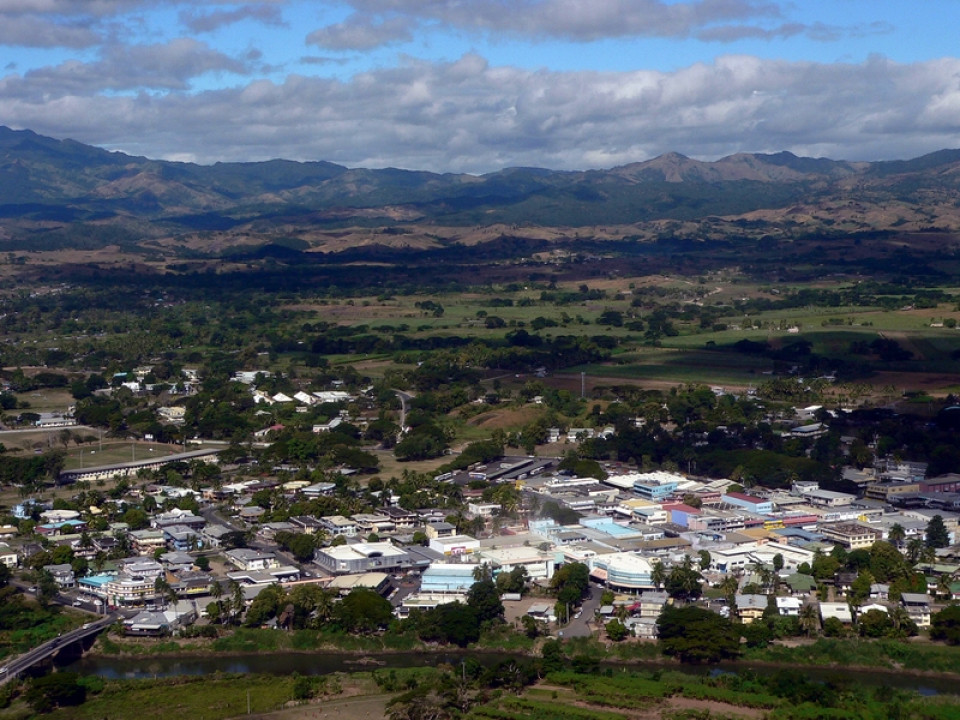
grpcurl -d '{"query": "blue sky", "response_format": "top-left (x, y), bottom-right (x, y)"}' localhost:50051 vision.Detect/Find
top-left (2, 1), bottom-right (959, 172)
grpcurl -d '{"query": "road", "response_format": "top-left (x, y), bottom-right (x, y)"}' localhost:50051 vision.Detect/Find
top-left (394, 390), bottom-right (415, 430)
top-left (0, 614), bottom-right (116, 685)
top-left (560, 583), bottom-right (602, 638)
top-left (200, 505), bottom-right (302, 569)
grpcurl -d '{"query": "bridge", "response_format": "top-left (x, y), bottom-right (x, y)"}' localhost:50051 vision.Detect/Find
top-left (0, 614), bottom-right (116, 685)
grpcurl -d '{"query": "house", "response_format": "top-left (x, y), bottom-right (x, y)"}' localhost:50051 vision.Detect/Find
top-left (819, 602), bottom-right (853, 624)
top-left (820, 523), bottom-right (882, 549)
top-left (352, 514), bottom-right (396, 535)
top-left (735, 594), bottom-right (768, 624)
top-left (782, 573), bottom-right (817, 596)
top-left (312, 417), bottom-right (343, 434)
top-left (163, 525), bottom-right (200, 552)
top-left (321, 515), bottom-right (358, 538)
top-left (289, 516), bottom-right (325, 534)
top-left (200, 524), bottom-right (234, 548)
top-left (123, 605), bottom-right (196, 636)
top-left (224, 548), bottom-right (279, 572)
top-left (425, 522), bottom-right (456, 540)
top-left (0, 543), bottom-right (18, 568)
top-left (159, 551), bottom-right (196, 574)
top-left (776, 596), bottom-right (803, 616)
top-left (382, 506), bottom-right (419, 529)
top-left (900, 593), bottom-right (932, 628)
top-left (129, 529), bottom-right (167, 555)
top-left (43, 564), bottom-right (76, 588)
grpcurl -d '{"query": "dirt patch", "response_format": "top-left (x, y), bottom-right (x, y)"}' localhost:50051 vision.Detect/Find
top-left (468, 406), bottom-right (544, 430)
top-left (240, 693), bottom-right (391, 720)
top-left (664, 696), bottom-right (766, 719)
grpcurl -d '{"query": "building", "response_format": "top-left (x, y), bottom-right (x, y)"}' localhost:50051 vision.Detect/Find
top-left (224, 548), bottom-right (279, 572)
top-left (723, 492), bottom-right (774, 515)
top-left (320, 516), bottom-right (358, 538)
top-left (819, 523), bottom-right (882, 549)
top-left (735, 594), bottom-right (768, 624)
top-left (429, 534), bottom-right (480, 557)
top-left (420, 564), bottom-right (478, 594)
top-left (901, 593), bottom-right (932, 628)
top-left (589, 552), bottom-right (655, 592)
top-left (479, 546), bottom-right (556, 583)
top-left (314, 541), bottom-right (427, 575)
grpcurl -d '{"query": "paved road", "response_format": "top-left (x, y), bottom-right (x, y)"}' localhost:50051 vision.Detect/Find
top-left (560, 583), bottom-right (602, 638)
top-left (0, 614), bottom-right (116, 685)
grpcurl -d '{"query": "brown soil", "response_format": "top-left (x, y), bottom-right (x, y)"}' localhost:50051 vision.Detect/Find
top-left (468, 406), bottom-right (544, 430)
top-left (235, 692), bottom-right (392, 720)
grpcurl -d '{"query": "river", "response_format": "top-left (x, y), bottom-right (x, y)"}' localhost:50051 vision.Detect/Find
top-left (62, 651), bottom-right (959, 696)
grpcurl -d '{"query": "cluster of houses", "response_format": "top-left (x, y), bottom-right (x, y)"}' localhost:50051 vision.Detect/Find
top-left (10, 387), bottom-right (960, 641)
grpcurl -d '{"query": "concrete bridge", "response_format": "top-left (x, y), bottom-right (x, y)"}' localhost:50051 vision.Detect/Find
top-left (0, 614), bottom-right (116, 685)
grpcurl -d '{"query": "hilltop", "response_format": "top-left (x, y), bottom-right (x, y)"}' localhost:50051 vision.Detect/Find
top-left (3, 126), bottom-right (960, 261)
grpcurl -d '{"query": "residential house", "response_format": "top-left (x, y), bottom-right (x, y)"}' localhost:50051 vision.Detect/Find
top-left (735, 594), bottom-right (768, 624)
top-left (900, 593), bottom-right (932, 628)
top-left (43, 563), bottom-right (76, 588)
top-left (224, 548), bottom-right (279, 572)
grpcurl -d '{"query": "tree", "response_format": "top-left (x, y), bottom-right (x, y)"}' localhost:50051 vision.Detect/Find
top-left (550, 562), bottom-right (589, 606)
top-left (664, 556), bottom-right (703, 601)
top-left (888, 523), bottom-right (906, 548)
top-left (416, 602), bottom-right (480, 647)
top-left (650, 560), bottom-right (667, 591)
top-left (798, 603), bottom-right (820, 637)
top-left (848, 570), bottom-right (874, 611)
top-left (698, 550), bottom-right (711, 570)
top-left (858, 609), bottom-right (894, 638)
top-left (24, 673), bottom-right (86, 713)
top-left (926, 514), bottom-right (950, 549)
top-left (466, 578), bottom-right (504, 625)
top-left (605, 618), bottom-right (629, 641)
top-left (336, 588), bottom-right (393, 633)
top-left (657, 605), bottom-right (740, 664)
top-left (931, 604), bottom-right (960, 645)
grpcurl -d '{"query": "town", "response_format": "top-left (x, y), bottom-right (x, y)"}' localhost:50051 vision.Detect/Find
top-left (4, 361), bottom-right (960, 660)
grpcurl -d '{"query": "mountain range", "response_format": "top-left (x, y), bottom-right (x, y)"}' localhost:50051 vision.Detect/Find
top-left (3, 125), bottom-right (960, 255)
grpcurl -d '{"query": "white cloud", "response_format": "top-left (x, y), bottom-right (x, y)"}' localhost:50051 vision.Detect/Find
top-left (4, 53), bottom-right (960, 173)
top-left (4, 38), bottom-right (250, 95)
top-left (306, 14), bottom-right (415, 51)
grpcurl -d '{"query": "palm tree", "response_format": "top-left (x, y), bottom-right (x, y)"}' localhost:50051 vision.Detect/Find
top-left (230, 579), bottom-right (245, 625)
top-left (936, 574), bottom-right (952, 601)
top-left (209, 580), bottom-right (224, 622)
top-left (799, 603), bottom-right (820, 637)
top-left (888, 523), bottom-right (906, 549)
top-left (889, 604), bottom-right (911, 637)
top-left (651, 560), bottom-right (667, 591)
top-left (719, 575), bottom-right (740, 604)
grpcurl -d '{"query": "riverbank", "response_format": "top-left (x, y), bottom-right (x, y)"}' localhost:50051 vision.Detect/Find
top-left (84, 626), bottom-right (960, 677)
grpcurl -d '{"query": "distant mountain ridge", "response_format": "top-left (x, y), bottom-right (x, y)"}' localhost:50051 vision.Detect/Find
top-left (3, 125), bottom-right (960, 248)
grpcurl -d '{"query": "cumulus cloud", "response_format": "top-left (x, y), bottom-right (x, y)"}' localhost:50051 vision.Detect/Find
top-left (306, 14), bottom-right (416, 51)
top-left (333, 0), bottom-right (783, 42)
top-left (4, 38), bottom-right (250, 95)
top-left (0, 15), bottom-right (102, 48)
top-left (180, 4), bottom-right (286, 33)
top-left (4, 53), bottom-right (960, 173)
top-left (0, 0), bottom-right (287, 47)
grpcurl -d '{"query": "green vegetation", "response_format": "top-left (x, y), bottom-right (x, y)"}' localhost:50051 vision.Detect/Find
top-left (38, 673), bottom-right (340, 720)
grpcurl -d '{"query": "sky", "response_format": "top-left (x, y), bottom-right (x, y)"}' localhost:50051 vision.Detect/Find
top-left (2, 0), bottom-right (960, 173)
